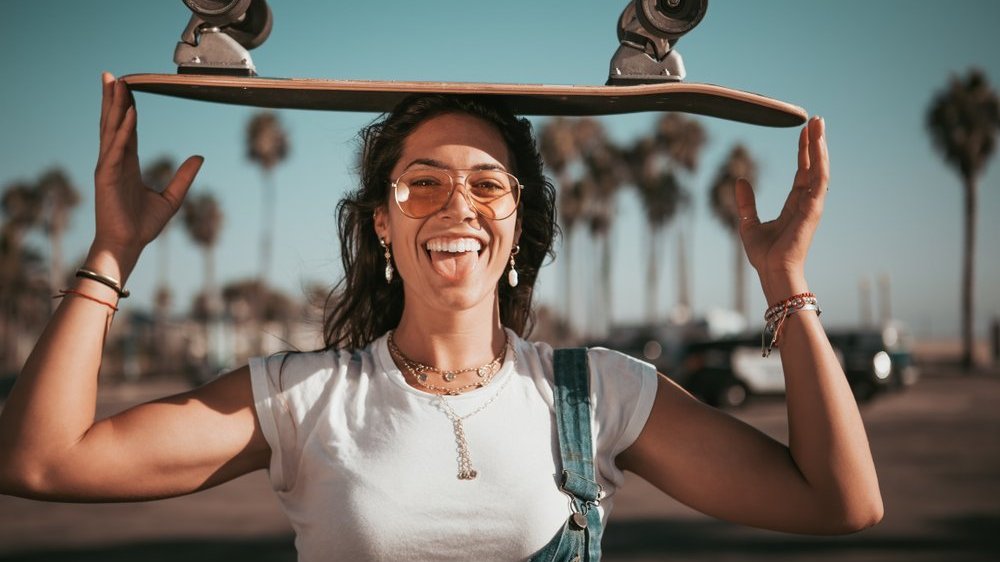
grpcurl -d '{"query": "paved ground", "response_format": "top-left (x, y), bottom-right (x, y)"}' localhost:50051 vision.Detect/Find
top-left (1, 367), bottom-right (997, 561)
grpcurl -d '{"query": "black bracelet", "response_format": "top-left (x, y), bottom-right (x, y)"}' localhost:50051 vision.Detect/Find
top-left (75, 268), bottom-right (130, 299)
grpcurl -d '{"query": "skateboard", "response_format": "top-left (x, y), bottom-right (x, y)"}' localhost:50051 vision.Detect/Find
top-left (122, 0), bottom-right (807, 128)
top-left (121, 74), bottom-right (807, 128)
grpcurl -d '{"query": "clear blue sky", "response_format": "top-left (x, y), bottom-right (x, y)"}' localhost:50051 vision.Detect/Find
top-left (2, 1), bottom-right (999, 339)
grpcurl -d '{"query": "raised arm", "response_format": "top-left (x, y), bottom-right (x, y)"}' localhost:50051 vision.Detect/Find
top-left (617, 117), bottom-right (883, 534)
top-left (0, 73), bottom-right (269, 502)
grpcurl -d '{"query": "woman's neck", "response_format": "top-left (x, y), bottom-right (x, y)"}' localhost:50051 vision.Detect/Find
top-left (391, 298), bottom-right (507, 372)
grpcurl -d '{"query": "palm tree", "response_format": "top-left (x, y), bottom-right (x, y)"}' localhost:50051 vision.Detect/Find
top-left (143, 156), bottom-right (178, 370)
top-left (709, 145), bottom-right (758, 319)
top-left (655, 114), bottom-right (706, 321)
top-left (656, 113), bottom-right (707, 171)
top-left (183, 192), bottom-right (224, 371)
top-left (1, 181), bottom-right (43, 372)
top-left (926, 69), bottom-right (1000, 370)
top-left (144, 156), bottom-right (177, 312)
top-left (539, 117), bottom-right (580, 332)
top-left (36, 168), bottom-right (79, 295)
top-left (246, 111), bottom-right (289, 291)
top-left (558, 178), bottom-right (587, 336)
top-left (575, 118), bottom-right (626, 336)
top-left (626, 114), bottom-right (705, 325)
top-left (247, 111), bottom-right (289, 354)
top-left (626, 135), bottom-right (690, 323)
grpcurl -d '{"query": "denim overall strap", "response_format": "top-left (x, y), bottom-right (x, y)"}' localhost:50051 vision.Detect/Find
top-left (554, 347), bottom-right (603, 561)
top-left (527, 348), bottom-right (603, 562)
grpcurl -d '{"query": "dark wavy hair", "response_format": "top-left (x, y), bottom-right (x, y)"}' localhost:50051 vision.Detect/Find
top-left (322, 94), bottom-right (558, 350)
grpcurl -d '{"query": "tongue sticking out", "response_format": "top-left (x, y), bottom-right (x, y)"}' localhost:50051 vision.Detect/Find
top-left (429, 250), bottom-right (479, 281)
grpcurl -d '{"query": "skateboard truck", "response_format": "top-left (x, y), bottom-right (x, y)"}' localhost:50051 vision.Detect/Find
top-left (174, 0), bottom-right (273, 76)
top-left (608, 0), bottom-right (708, 85)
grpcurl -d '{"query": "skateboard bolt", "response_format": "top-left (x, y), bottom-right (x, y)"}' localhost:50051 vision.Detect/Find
top-left (190, 56), bottom-right (201, 64)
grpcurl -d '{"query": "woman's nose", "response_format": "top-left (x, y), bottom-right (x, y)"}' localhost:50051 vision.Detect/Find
top-left (439, 180), bottom-right (478, 220)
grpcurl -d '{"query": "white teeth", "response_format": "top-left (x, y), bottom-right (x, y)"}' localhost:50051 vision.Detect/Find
top-left (425, 237), bottom-right (483, 253)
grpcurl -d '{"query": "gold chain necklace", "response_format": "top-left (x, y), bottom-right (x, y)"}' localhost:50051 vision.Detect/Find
top-left (387, 331), bottom-right (508, 395)
top-left (386, 330), bottom-right (513, 479)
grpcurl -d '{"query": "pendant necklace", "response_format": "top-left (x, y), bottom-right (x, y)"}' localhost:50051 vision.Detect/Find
top-left (388, 331), bottom-right (514, 480)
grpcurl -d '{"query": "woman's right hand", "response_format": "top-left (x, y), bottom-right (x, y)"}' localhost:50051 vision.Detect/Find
top-left (93, 72), bottom-right (203, 272)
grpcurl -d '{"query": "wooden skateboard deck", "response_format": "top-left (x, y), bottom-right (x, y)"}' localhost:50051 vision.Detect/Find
top-left (121, 74), bottom-right (808, 128)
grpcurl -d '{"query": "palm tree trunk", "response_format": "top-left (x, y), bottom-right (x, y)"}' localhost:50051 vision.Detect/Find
top-left (1, 301), bottom-right (13, 374)
top-left (586, 231), bottom-right (601, 339)
top-left (562, 226), bottom-right (574, 336)
top-left (601, 231), bottom-right (612, 336)
top-left (734, 230), bottom-right (746, 318)
top-left (203, 246), bottom-right (216, 370)
top-left (49, 224), bottom-right (64, 299)
top-left (677, 226), bottom-right (691, 320)
top-left (257, 169), bottom-right (276, 354)
top-left (259, 169), bottom-right (276, 286)
top-left (646, 225), bottom-right (658, 324)
top-left (961, 176), bottom-right (978, 371)
top-left (157, 224), bottom-right (171, 297)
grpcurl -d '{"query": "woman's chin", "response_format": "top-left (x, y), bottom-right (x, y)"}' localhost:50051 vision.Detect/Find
top-left (412, 278), bottom-right (500, 313)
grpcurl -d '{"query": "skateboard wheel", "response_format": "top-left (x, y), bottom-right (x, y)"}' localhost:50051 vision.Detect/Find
top-left (634, 0), bottom-right (707, 39)
top-left (182, 0), bottom-right (271, 50)
top-left (183, 0), bottom-right (252, 27)
top-left (225, 0), bottom-right (272, 49)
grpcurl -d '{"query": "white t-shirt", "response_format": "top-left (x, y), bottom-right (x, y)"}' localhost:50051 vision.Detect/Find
top-left (249, 328), bottom-right (657, 561)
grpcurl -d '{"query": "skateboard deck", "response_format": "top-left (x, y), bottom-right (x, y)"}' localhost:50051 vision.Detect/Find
top-left (120, 74), bottom-right (808, 128)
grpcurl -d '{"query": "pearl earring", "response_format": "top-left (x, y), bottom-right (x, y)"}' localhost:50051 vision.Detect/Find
top-left (507, 245), bottom-right (520, 287)
top-left (380, 238), bottom-right (393, 283)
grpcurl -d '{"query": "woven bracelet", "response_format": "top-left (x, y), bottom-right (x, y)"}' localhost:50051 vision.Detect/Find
top-left (762, 298), bottom-right (822, 357)
top-left (54, 289), bottom-right (119, 312)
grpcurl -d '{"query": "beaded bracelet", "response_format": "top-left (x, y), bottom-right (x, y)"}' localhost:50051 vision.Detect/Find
top-left (761, 293), bottom-right (822, 357)
top-left (765, 296), bottom-right (818, 325)
top-left (765, 292), bottom-right (815, 321)
top-left (76, 267), bottom-right (130, 299)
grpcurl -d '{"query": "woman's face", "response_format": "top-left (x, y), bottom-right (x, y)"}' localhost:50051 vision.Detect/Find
top-left (375, 112), bottom-right (520, 314)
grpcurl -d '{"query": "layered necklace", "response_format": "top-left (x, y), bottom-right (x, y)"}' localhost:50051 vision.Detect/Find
top-left (387, 331), bottom-right (513, 480)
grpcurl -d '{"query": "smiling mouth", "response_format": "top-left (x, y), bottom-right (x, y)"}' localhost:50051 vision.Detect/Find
top-left (424, 237), bottom-right (484, 254)
top-left (424, 237), bottom-right (485, 280)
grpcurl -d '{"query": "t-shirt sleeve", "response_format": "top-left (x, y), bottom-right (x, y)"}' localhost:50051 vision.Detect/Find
top-left (587, 347), bottom-right (658, 491)
top-left (250, 354), bottom-right (294, 492)
top-left (249, 351), bottom-right (333, 492)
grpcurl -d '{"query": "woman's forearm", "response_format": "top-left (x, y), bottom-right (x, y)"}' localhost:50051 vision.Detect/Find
top-left (761, 271), bottom-right (883, 529)
top-left (0, 243), bottom-right (136, 488)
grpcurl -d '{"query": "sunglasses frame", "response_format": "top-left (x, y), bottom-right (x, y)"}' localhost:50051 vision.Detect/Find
top-left (391, 168), bottom-right (523, 220)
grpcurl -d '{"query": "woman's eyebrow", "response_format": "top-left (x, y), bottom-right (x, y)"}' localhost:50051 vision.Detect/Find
top-left (403, 158), bottom-right (448, 170)
top-left (402, 158), bottom-right (507, 172)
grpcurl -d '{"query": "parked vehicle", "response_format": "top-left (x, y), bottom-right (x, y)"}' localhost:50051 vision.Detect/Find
top-left (827, 323), bottom-right (920, 400)
top-left (589, 321), bottom-right (709, 376)
top-left (0, 373), bottom-right (15, 400)
top-left (676, 323), bottom-right (919, 408)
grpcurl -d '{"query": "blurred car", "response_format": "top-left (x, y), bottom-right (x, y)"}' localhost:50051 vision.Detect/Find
top-left (0, 373), bottom-right (15, 400)
top-left (589, 321), bottom-right (709, 376)
top-left (676, 323), bottom-right (919, 408)
top-left (827, 323), bottom-right (920, 399)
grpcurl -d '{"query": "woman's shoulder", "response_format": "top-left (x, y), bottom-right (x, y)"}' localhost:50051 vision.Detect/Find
top-left (513, 334), bottom-right (652, 373)
top-left (252, 339), bottom-right (384, 388)
top-left (511, 335), bottom-right (656, 394)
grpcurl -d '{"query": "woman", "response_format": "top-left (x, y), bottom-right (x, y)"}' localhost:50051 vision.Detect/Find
top-left (0, 73), bottom-right (882, 559)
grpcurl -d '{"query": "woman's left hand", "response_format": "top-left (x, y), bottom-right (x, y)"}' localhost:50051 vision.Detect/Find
top-left (735, 116), bottom-right (829, 285)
